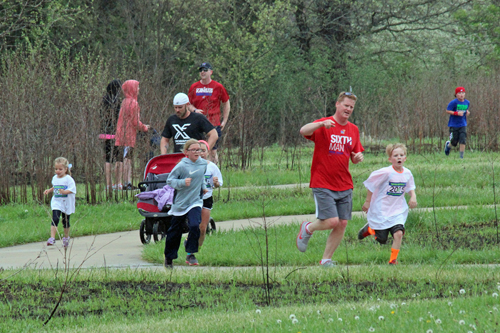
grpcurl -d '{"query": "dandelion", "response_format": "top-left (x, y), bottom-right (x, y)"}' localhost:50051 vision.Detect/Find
top-left (401, 302), bottom-right (406, 306)
top-left (355, 316), bottom-right (360, 320)
top-left (369, 306), bottom-right (376, 312)
top-left (255, 309), bottom-right (261, 314)
top-left (493, 307), bottom-right (498, 312)
top-left (390, 303), bottom-right (397, 309)
top-left (24, 209), bottom-right (28, 213)
top-left (497, 285), bottom-right (500, 291)
top-left (391, 311), bottom-right (395, 314)
top-left (490, 311), bottom-right (493, 314)
top-left (338, 318), bottom-right (343, 322)
top-left (369, 328), bottom-right (375, 332)
top-left (277, 320), bottom-right (282, 324)
top-left (460, 289), bottom-right (466, 294)
top-left (435, 319), bottom-right (441, 324)
top-left (378, 316), bottom-right (384, 321)
top-left (429, 314), bottom-right (434, 318)
top-left (493, 293), bottom-right (498, 298)
top-left (459, 310), bottom-right (466, 314)
top-left (419, 317), bottom-right (424, 322)
top-left (317, 310), bottom-right (321, 315)
top-left (327, 318), bottom-right (334, 323)
top-left (289, 314), bottom-right (296, 320)
top-left (426, 330), bottom-right (433, 333)
top-left (459, 320), bottom-right (465, 325)
top-left (448, 301), bottom-right (452, 306)
top-left (469, 323), bottom-right (476, 330)
top-left (292, 318), bottom-right (298, 324)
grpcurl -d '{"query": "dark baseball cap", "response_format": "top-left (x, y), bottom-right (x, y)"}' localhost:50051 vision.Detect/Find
top-left (199, 62), bottom-right (213, 70)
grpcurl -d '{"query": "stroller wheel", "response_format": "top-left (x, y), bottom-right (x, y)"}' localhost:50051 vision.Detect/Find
top-left (139, 220), bottom-right (152, 244)
top-left (206, 217), bottom-right (216, 235)
top-left (153, 222), bottom-right (166, 243)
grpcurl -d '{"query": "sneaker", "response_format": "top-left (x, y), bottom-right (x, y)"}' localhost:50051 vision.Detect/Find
top-left (358, 223), bottom-right (371, 240)
top-left (47, 237), bottom-right (55, 246)
top-left (164, 258), bottom-right (173, 269)
top-left (320, 260), bottom-right (337, 268)
top-left (444, 141), bottom-right (451, 156)
top-left (62, 237), bottom-right (70, 248)
top-left (296, 221), bottom-right (312, 252)
top-left (185, 254), bottom-right (199, 266)
top-left (389, 259), bottom-right (398, 265)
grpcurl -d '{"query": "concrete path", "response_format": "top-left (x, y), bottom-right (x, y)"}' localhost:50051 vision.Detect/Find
top-left (0, 203), bottom-right (474, 271)
top-left (0, 213), bottom-right (322, 271)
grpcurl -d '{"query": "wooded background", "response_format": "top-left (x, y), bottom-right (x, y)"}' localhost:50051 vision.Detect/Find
top-left (1, 0), bottom-right (500, 203)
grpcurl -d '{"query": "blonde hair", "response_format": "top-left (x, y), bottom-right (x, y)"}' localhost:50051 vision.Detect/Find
top-left (336, 91), bottom-right (357, 103)
top-left (386, 143), bottom-right (407, 158)
top-left (54, 157), bottom-right (71, 175)
top-left (183, 139), bottom-right (200, 151)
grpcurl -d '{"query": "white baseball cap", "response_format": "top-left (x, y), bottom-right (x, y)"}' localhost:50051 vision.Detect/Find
top-left (173, 93), bottom-right (189, 105)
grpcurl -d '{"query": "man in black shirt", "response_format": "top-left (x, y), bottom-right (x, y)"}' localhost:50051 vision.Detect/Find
top-left (161, 93), bottom-right (218, 153)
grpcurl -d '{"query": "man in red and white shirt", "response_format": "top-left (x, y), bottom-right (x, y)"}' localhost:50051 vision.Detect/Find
top-left (188, 62), bottom-right (230, 164)
top-left (297, 92), bottom-right (364, 267)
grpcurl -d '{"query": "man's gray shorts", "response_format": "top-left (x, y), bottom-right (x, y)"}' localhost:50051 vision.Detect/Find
top-left (312, 188), bottom-right (353, 221)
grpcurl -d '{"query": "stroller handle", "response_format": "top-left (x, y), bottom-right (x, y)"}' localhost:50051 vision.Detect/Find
top-left (138, 180), bottom-right (168, 192)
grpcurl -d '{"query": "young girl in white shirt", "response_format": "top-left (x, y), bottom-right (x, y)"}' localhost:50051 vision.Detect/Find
top-left (44, 157), bottom-right (76, 248)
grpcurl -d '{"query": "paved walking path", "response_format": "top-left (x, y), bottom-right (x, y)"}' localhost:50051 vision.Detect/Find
top-left (0, 203), bottom-right (475, 271)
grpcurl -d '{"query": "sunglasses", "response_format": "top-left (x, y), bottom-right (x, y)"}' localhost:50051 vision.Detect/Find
top-left (343, 92), bottom-right (357, 98)
top-left (199, 68), bottom-right (210, 72)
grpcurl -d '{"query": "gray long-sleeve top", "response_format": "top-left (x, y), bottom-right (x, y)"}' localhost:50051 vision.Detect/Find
top-left (166, 157), bottom-right (207, 216)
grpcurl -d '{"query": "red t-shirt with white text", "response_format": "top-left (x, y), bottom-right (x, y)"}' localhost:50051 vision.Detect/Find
top-left (188, 80), bottom-right (229, 126)
top-left (305, 117), bottom-right (364, 191)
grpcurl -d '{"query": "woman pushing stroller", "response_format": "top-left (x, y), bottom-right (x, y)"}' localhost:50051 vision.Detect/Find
top-left (163, 139), bottom-right (207, 268)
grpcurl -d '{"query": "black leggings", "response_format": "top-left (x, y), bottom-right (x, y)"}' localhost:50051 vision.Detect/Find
top-left (51, 210), bottom-right (70, 228)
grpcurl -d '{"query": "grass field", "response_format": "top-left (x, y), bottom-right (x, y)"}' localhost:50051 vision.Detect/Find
top-left (1, 148), bottom-right (500, 332)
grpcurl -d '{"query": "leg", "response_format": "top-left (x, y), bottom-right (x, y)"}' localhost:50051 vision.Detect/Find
top-left (115, 162), bottom-right (123, 188)
top-left (199, 208), bottom-right (210, 247)
top-left (163, 215), bottom-right (186, 260)
top-left (185, 207), bottom-right (202, 254)
top-left (105, 162), bottom-right (112, 188)
top-left (124, 157), bottom-right (132, 185)
top-left (209, 126), bottom-right (222, 164)
top-left (210, 149), bottom-right (218, 165)
top-left (321, 218), bottom-right (348, 260)
top-left (391, 230), bottom-right (403, 250)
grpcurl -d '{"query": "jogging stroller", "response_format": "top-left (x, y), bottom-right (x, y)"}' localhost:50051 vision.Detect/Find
top-left (137, 153), bottom-right (216, 244)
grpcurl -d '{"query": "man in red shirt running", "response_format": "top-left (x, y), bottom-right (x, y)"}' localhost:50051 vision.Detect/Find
top-left (188, 62), bottom-right (230, 164)
top-left (297, 92), bottom-right (364, 267)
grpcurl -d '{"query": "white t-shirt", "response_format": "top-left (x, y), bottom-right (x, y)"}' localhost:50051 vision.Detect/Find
top-left (203, 161), bottom-right (223, 200)
top-left (363, 166), bottom-right (416, 229)
top-left (50, 174), bottom-right (77, 215)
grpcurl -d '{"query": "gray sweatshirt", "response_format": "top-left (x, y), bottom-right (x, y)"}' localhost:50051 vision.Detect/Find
top-left (166, 157), bottom-right (207, 216)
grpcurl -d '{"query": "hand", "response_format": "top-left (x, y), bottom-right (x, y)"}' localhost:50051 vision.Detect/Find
top-left (185, 178), bottom-right (192, 186)
top-left (195, 109), bottom-right (204, 114)
top-left (213, 176), bottom-right (219, 187)
top-left (409, 198), bottom-right (417, 209)
top-left (362, 201), bottom-right (370, 213)
top-left (220, 121), bottom-right (226, 130)
top-left (203, 189), bottom-right (208, 194)
top-left (459, 111), bottom-right (465, 117)
top-left (145, 125), bottom-right (151, 130)
top-left (323, 119), bottom-right (335, 129)
top-left (44, 189), bottom-right (50, 195)
top-left (351, 151), bottom-right (364, 163)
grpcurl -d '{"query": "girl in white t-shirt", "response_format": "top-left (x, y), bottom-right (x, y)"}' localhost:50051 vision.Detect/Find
top-left (198, 140), bottom-right (223, 248)
top-left (43, 157), bottom-right (77, 248)
top-left (358, 143), bottom-right (417, 265)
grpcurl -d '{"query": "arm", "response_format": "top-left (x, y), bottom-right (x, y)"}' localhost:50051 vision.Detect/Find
top-left (166, 166), bottom-right (188, 190)
top-left (445, 109), bottom-right (467, 117)
top-left (220, 100), bottom-right (230, 130)
top-left (206, 128), bottom-right (219, 150)
top-left (408, 190), bottom-right (417, 209)
top-left (59, 189), bottom-right (73, 195)
top-left (351, 151), bottom-right (364, 164)
top-left (300, 119), bottom-right (335, 137)
top-left (362, 190), bottom-right (373, 213)
top-left (160, 137), bottom-right (169, 155)
top-left (44, 187), bottom-right (54, 195)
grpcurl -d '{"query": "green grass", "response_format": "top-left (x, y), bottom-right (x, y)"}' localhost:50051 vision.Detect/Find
top-left (143, 206), bottom-right (500, 266)
top-left (1, 265), bottom-right (500, 332)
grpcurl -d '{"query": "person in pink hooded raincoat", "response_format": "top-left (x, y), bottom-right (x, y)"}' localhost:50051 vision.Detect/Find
top-left (114, 80), bottom-right (150, 190)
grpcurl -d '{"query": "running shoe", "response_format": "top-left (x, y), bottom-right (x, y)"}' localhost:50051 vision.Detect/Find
top-left (296, 221), bottom-right (312, 252)
top-left (444, 141), bottom-right (451, 156)
top-left (320, 260), bottom-right (337, 268)
top-left (47, 237), bottom-right (55, 246)
top-left (389, 259), bottom-right (398, 265)
top-left (358, 223), bottom-right (371, 240)
top-left (164, 258), bottom-right (173, 269)
top-left (62, 237), bottom-right (70, 248)
top-left (186, 254), bottom-right (199, 266)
